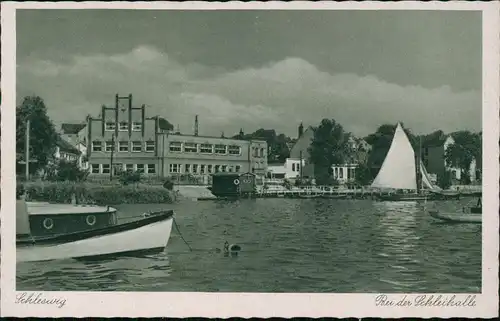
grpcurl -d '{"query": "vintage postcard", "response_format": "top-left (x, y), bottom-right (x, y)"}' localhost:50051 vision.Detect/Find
top-left (1, 1), bottom-right (499, 318)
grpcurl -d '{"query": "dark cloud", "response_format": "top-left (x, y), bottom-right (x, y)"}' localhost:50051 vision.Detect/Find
top-left (16, 10), bottom-right (482, 137)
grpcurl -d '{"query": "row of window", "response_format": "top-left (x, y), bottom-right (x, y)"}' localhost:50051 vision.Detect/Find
top-left (253, 161), bottom-right (266, 170)
top-left (105, 121), bottom-right (143, 132)
top-left (90, 163), bottom-right (156, 174)
top-left (92, 141), bottom-right (155, 153)
top-left (169, 163), bottom-right (242, 174)
top-left (291, 163), bottom-right (301, 172)
top-left (332, 167), bottom-right (356, 180)
top-left (252, 147), bottom-right (266, 158)
top-left (169, 142), bottom-right (242, 156)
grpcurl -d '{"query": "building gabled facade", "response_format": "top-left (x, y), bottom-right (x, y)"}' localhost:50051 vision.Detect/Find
top-left (85, 94), bottom-right (268, 183)
top-left (422, 134), bottom-right (477, 183)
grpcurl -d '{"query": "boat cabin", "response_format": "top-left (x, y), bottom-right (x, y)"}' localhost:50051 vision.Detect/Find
top-left (211, 172), bottom-right (256, 197)
top-left (17, 200), bottom-right (118, 239)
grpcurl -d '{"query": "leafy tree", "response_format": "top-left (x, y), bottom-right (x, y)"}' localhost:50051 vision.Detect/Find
top-left (354, 163), bottom-right (373, 186)
top-left (308, 118), bottom-right (352, 185)
top-left (233, 128), bottom-right (291, 163)
top-left (16, 96), bottom-right (59, 174)
top-left (46, 160), bottom-right (89, 182)
top-left (436, 169), bottom-right (452, 189)
top-left (445, 131), bottom-right (481, 184)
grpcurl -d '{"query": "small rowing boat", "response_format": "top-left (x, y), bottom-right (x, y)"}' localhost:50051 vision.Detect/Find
top-left (429, 210), bottom-right (481, 224)
top-left (429, 197), bottom-right (482, 224)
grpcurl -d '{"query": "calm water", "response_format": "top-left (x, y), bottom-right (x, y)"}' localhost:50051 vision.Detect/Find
top-left (17, 198), bottom-right (481, 292)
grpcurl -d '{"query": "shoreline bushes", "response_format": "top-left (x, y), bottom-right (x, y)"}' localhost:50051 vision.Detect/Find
top-left (20, 181), bottom-right (173, 205)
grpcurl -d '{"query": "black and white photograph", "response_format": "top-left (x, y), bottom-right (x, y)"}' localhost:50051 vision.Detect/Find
top-left (1, 1), bottom-right (499, 319)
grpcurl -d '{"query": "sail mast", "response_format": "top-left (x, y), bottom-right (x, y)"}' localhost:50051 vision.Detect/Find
top-left (25, 119), bottom-right (30, 180)
top-left (416, 135), bottom-right (422, 194)
top-left (419, 136), bottom-right (423, 192)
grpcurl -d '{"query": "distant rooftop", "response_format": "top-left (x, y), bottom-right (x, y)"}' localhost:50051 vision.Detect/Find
top-left (289, 126), bottom-right (314, 160)
top-left (61, 123), bottom-right (86, 135)
top-left (57, 137), bottom-right (81, 154)
top-left (422, 132), bottom-right (449, 148)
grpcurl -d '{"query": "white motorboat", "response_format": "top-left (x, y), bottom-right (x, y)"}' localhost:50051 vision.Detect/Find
top-left (16, 200), bottom-right (174, 263)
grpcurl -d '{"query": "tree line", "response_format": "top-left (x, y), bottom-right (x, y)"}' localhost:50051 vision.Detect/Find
top-left (307, 119), bottom-right (482, 187)
top-left (16, 95), bottom-right (482, 188)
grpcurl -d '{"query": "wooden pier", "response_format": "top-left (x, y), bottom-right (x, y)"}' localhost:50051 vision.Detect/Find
top-left (257, 188), bottom-right (375, 200)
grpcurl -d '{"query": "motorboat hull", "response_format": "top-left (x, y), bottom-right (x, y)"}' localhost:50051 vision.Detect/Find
top-left (17, 211), bottom-right (174, 263)
top-left (429, 210), bottom-right (481, 224)
top-left (428, 191), bottom-right (461, 200)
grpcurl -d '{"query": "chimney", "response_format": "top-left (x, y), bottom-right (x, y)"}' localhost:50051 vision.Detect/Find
top-left (194, 115), bottom-right (199, 136)
top-left (239, 128), bottom-right (244, 137)
top-left (298, 122), bottom-right (304, 138)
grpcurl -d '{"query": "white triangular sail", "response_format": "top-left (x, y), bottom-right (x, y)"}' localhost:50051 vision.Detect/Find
top-left (419, 160), bottom-right (441, 191)
top-left (371, 123), bottom-right (417, 190)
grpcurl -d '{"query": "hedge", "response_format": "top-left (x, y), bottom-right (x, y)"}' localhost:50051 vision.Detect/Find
top-left (20, 181), bottom-right (173, 205)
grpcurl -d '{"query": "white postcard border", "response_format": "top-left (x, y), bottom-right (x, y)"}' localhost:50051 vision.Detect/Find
top-left (1, 1), bottom-right (499, 318)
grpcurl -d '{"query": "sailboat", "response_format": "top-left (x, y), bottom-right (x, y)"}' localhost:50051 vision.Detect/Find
top-left (371, 123), bottom-right (442, 201)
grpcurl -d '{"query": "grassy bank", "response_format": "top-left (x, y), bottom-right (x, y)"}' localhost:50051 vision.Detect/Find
top-left (20, 181), bottom-right (174, 205)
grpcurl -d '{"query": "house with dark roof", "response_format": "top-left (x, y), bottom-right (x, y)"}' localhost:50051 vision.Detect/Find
top-left (59, 123), bottom-right (88, 169)
top-left (266, 123), bottom-right (370, 185)
top-left (61, 123), bottom-right (86, 134)
top-left (54, 136), bottom-right (81, 163)
top-left (60, 123), bottom-right (87, 146)
top-left (422, 134), bottom-right (477, 183)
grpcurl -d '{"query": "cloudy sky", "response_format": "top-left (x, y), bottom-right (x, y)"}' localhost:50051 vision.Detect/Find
top-left (17, 9), bottom-right (482, 137)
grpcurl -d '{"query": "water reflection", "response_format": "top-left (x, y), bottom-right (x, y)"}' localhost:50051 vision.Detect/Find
top-left (17, 199), bottom-right (481, 292)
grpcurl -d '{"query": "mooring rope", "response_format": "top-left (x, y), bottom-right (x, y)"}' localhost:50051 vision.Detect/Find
top-left (116, 214), bottom-right (193, 252)
top-left (173, 217), bottom-right (193, 252)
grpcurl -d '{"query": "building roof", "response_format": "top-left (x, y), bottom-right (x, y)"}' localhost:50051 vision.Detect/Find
top-left (61, 123), bottom-right (86, 134)
top-left (289, 126), bottom-right (314, 161)
top-left (422, 134), bottom-right (449, 148)
top-left (211, 172), bottom-right (255, 177)
top-left (167, 132), bottom-right (266, 144)
top-left (57, 137), bottom-right (81, 155)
